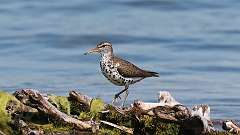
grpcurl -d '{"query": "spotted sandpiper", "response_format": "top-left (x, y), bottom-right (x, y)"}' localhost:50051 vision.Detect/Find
top-left (84, 41), bottom-right (159, 106)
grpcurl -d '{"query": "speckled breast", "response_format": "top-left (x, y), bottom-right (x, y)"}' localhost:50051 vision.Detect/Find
top-left (100, 61), bottom-right (134, 86)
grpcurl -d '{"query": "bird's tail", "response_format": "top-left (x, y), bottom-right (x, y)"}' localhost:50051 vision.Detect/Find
top-left (147, 71), bottom-right (159, 77)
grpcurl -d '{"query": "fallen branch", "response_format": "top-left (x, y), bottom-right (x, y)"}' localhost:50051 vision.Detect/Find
top-left (101, 120), bottom-right (133, 134)
top-left (14, 89), bottom-right (92, 130)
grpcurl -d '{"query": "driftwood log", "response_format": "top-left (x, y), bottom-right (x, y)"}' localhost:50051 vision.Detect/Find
top-left (13, 89), bottom-right (92, 130)
top-left (111, 91), bottom-right (214, 135)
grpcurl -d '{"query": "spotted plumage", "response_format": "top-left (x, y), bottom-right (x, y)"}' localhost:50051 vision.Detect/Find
top-left (100, 56), bottom-right (144, 86)
top-left (84, 41), bottom-right (159, 106)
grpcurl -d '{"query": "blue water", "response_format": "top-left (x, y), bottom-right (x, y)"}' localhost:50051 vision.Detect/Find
top-left (0, 0), bottom-right (240, 120)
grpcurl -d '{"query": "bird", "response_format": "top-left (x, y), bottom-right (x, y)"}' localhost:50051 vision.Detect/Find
top-left (84, 41), bottom-right (159, 106)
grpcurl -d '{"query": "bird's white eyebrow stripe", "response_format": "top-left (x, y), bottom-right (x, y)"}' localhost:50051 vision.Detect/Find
top-left (98, 44), bottom-right (106, 48)
top-left (98, 43), bottom-right (111, 47)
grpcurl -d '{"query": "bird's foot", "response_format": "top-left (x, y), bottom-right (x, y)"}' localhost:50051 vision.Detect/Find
top-left (114, 93), bottom-right (121, 100)
top-left (111, 93), bottom-right (121, 105)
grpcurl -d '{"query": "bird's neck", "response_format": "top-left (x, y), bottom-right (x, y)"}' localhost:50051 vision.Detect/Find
top-left (101, 52), bottom-right (113, 62)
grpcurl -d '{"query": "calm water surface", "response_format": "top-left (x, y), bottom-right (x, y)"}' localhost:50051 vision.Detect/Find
top-left (0, 0), bottom-right (240, 120)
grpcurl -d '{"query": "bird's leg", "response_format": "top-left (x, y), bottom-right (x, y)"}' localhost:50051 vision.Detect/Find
top-left (112, 85), bottom-right (129, 105)
top-left (121, 89), bottom-right (129, 107)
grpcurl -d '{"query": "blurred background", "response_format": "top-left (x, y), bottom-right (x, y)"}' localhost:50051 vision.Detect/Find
top-left (0, 0), bottom-right (240, 120)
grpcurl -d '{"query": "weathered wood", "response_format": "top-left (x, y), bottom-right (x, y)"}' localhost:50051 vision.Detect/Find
top-left (14, 89), bottom-right (92, 130)
top-left (128, 91), bottom-right (214, 134)
top-left (6, 99), bottom-right (37, 115)
top-left (0, 130), bottom-right (7, 135)
top-left (131, 91), bottom-right (190, 121)
top-left (132, 100), bottom-right (190, 121)
top-left (222, 120), bottom-right (240, 134)
top-left (13, 119), bottom-right (43, 135)
top-left (69, 90), bottom-right (92, 108)
top-left (158, 91), bottom-right (181, 106)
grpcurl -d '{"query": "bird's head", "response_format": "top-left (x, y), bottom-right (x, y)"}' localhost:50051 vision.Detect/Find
top-left (84, 41), bottom-right (113, 55)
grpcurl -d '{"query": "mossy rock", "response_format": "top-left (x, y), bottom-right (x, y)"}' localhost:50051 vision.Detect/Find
top-left (48, 96), bottom-right (71, 115)
top-left (0, 91), bottom-right (20, 135)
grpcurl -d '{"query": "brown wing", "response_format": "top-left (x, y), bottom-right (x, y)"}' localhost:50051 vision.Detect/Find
top-left (113, 56), bottom-right (159, 78)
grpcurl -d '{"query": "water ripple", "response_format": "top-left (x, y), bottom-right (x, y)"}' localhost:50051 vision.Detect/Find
top-left (185, 66), bottom-right (240, 73)
top-left (169, 43), bottom-right (240, 52)
top-left (112, 0), bottom-right (236, 11)
top-left (0, 33), bottom-right (176, 49)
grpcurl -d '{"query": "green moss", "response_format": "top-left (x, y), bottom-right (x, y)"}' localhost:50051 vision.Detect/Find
top-left (90, 98), bottom-right (105, 113)
top-left (29, 123), bottom-right (73, 134)
top-left (99, 105), bottom-right (135, 135)
top-left (155, 122), bottom-right (180, 135)
top-left (48, 96), bottom-right (71, 115)
top-left (77, 98), bottom-right (105, 121)
top-left (139, 115), bottom-right (180, 135)
top-left (79, 111), bottom-right (94, 120)
top-left (0, 91), bottom-right (19, 135)
top-left (142, 115), bottom-right (155, 130)
top-left (101, 105), bottom-right (132, 126)
top-left (99, 128), bottom-right (121, 135)
top-left (69, 99), bottom-right (91, 116)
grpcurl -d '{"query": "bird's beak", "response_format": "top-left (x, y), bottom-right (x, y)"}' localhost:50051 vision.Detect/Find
top-left (84, 47), bottom-right (100, 55)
